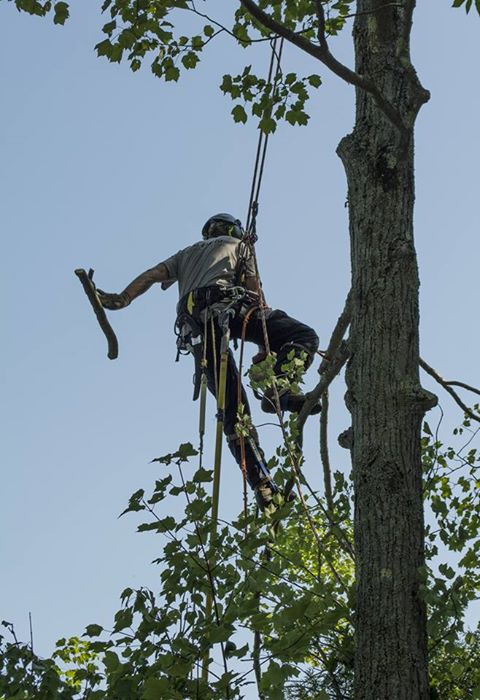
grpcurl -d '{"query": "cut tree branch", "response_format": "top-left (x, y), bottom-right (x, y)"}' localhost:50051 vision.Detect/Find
top-left (420, 358), bottom-right (480, 424)
top-left (239, 0), bottom-right (408, 135)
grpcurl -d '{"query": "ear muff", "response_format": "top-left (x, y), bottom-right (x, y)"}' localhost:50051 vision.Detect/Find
top-left (202, 213), bottom-right (244, 240)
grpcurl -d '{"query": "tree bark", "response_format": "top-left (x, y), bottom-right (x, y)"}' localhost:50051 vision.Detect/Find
top-left (336, 2), bottom-right (435, 698)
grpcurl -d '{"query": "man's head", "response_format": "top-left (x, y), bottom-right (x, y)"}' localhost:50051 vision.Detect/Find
top-left (202, 213), bottom-right (244, 241)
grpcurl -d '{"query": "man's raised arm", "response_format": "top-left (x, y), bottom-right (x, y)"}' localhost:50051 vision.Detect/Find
top-left (98, 263), bottom-right (171, 310)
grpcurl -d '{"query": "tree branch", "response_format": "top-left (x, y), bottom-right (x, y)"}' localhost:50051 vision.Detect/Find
top-left (319, 388), bottom-right (334, 511)
top-left (239, 0), bottom-right (408, 135)
top-left (420, 358), bottom-right (480, 424)
top-left (297, 339), bottom-right (350, 433)
top-left (444, 380), bottom-right (480, 397)
top-left (294, 291), bottom-right (352, 434)
top-left (188, 3), bottom-right (316, 45)
top-left (319, 290), bottom-right (352, 374)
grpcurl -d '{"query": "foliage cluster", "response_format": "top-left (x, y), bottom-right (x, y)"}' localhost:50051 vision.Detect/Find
top-left (1, 404), bottom-right (479, 699)
top-left (6, 0), bottom-right (478, 136)
top-left (2, 1), bottom-right (480, 698)
top-left (0, 0), bottom-right (362, 134)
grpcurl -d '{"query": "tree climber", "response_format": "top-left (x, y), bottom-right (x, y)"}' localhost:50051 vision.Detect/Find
top-left (97, 213), bottom-right (320, 509)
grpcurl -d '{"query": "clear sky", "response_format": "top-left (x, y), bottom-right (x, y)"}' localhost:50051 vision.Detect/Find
top-left (1, 0), bottom-right (479, 672)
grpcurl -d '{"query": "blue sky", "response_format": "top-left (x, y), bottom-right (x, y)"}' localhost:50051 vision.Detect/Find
top-left (1, 0), bottom-right (479, 670)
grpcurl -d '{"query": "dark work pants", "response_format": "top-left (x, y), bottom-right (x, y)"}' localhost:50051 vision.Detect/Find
top-left (202, 307), bottom-right (319, 489)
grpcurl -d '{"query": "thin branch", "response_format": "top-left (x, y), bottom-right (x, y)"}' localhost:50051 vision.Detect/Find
top-left (188, 3), bottom-right (316, 45)
top-left (423, 404), bottom-right (445, 491)
top-left (297, 339), bottom-right (350, 432)
top-left (252, 600), bottom-right (264, 699)
top-left (295, 290), bottom-right (353, 435)
top-left (240, 0), bottom-right (407, 135)
top-left (314, 0), bottom-right (328, 51)
top-left (320, 290), bottom-right (352, 374)
top-left (420, 358), bottom-right (480, 424)
top-left (320, 388), bottom-right (334, 511)
top-left (445, 380), bottom-right (480, 397)
top-left (310, 646), bottom-right (346, 700)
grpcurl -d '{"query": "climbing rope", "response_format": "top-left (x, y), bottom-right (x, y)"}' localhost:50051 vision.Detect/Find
top-left (235, 36), bottom-right (285, 517)
top-left (245, 37), bottom-right (284, 238)
top-left (240, 35), bottom-right (325, 512)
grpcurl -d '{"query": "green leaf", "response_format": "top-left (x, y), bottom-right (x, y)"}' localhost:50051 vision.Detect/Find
top-left (113, 608), bottom-right (133, 632)
top-left (138, 516), bottom-right (176, 533)
top-left (438, 563), bottom-right (455, 579)
top-left (259, 115), bottom-right (276, 134)
top-left (186, 498), bottom-right (210, 520)
top-left (102, 20), bottom-right (116, 35)
top-left (181, 52), bottom-right (199, 70)
top-left (208, 624), bottom-right (235, 643)
top-left (103, 650), bottom-right (120, 672)
top-left (308, 74), bottom-right (322, 88)
top-left (119, 489), bottom-right (145, 517)
top-left (143, 677), bottom-right (182, 699)
top-left (451, 662), bottom-right (464, 677)
top-left (232, 104), bottom-right (248, 124)
top-left (193, 467), bottom-right (213, 482)
top-left (84, 624), bottom-right (103, 637)
top-left (165, 66), bottom-right (180, 82)
top-left (95, 39), bottom-right (112, 58)
top-left (53, 0), bottom-right (69, 24)
top-left (109, 44), bottom-right (123, 64)
top-left (191, 35), bottom-right (203, 50)
top-left (177, 442), bottom-right (198, 459)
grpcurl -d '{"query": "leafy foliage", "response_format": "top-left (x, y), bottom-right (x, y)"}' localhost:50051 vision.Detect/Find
top-left (5, 0), bottom-right (479, 130)
top-left (1, 408), bottom-right (480, 699)
top-left (452, 0), bottom-right (480, 15)
top-left (4, 0), bottom-right (480, 134)
top-left (2, 1), bottom-right (480, 697)
top-left (3, 0), bottom-right (351, 132)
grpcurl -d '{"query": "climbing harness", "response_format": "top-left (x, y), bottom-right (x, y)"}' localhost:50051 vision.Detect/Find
top-left (75, 268), bottom-right (119, 360)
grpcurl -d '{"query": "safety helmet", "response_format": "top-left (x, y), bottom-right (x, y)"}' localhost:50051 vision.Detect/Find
top-left (202, 213), bottom-right (244, 241)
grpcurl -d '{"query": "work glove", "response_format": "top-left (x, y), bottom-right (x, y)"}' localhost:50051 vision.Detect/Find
top-left (97, 289), bottom-right (130, 310)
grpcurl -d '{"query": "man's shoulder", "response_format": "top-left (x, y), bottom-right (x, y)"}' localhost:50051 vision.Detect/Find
top-left (180, 237), bottom-right (239, 255)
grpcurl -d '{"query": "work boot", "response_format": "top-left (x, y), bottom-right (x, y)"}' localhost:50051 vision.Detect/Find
top-left (261, 390), bottom-right (321, 415)
top-left (254, 479), bottom-right (278, 511)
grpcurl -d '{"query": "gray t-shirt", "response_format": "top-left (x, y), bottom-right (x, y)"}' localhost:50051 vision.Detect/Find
top-left (161, 236), bottom-right (256, 301)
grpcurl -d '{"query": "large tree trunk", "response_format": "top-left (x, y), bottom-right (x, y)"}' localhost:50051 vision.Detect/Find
top-left (337, 2), bottom-right (435, 698)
